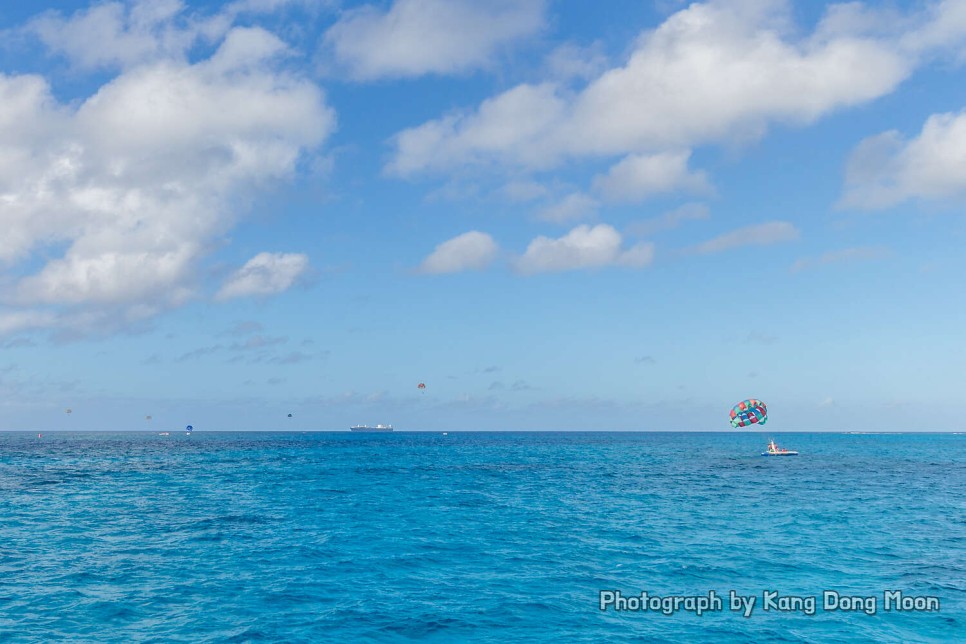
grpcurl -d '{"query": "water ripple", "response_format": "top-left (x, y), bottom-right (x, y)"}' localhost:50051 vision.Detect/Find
top-left (0, 431), bottom-right (962, 642)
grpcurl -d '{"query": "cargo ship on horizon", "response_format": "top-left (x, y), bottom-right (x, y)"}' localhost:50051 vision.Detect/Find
top-left (350, 424), bottom-right (393, 432)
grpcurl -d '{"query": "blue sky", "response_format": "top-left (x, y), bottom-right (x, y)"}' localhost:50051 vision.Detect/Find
top-left (1, 0), bottom-right (965, 431)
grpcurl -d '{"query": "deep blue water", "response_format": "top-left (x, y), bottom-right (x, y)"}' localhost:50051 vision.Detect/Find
top-left (0, 431), bottom-right (963, 643)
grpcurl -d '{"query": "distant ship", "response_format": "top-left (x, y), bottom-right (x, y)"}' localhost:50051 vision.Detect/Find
top-left (350, 424), bottom-right (393, 432)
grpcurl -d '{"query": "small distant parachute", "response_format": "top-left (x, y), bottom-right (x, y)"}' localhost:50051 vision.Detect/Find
top-left (65, 408), bottom-right (72, 414)
top-left (418, 383), bottom-right (426, 391)
top-left (730, 399), bottom-right (767, 428)
top-left (145, 415), bottom-right (152, 421)
top-left (287, 413), bottom-right (293, 418)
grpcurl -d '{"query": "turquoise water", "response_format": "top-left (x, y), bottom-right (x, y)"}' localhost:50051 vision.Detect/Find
top-left (1, 431), bottom-right (963, 642)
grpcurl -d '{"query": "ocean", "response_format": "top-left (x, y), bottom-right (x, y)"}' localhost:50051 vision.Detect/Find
top-left (0, 431), bottom-right (962, 642)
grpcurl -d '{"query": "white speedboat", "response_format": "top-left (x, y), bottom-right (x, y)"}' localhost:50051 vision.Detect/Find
top-left (761, 440), bottom-right (798, 456)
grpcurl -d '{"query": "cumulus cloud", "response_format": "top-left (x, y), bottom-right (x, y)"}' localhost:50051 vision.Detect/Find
top-left (216, 253), bottom-right (310, 300)
top-left (26, 0), bottom-right (203, 71)
top-left (23, 0), bottom-right (320, 72)
top-left (418, 231), bottom-right (498, 274)
top-left (840, 110), bottom-right (966, 209)
top-left (691, 221), bottom-right (799, 254)
top-left (790, 246), bottom-right (892, 272)
top-left (386, 82), bottom-right (568, 176)
top-left (515, 224), bottom-right (654, 274)
top-left (592, 151), bottom-right (711, 203)
top-left (388, 0), bottom-right (916, 177)
top-left (0, 5), bottom-right (334, 336)
top-left (323, 0), bottom-right (546, 80)
top-left (626, 202), bottom-right (710, 237)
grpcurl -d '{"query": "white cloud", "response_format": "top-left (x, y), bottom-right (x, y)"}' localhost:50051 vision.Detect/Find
top-left (216, 253), bottom-right (310, 300)
top-left (0, 9), bottom-right (335, 336)
top-left (840, 110), bottom-right (966, 209)
top-left (592, 151), bottom-right (711, 203)
top-left (18, 248), bottom-right (198, 306)
top-left (691, 221), bottom-right (799, 254)
top-left (0, 311), bottom-right (58, 336)
top-left (544, 41), bottom-right (609, 82)
top-left (226, 0), bottom-right (328, 14)
top-left (387, 82), bottom-right (567, 176)
top-left (323, 0), bottom-right (546, 80)
top-left (418, 231), bottom-right (498, 274)
top-left (23, 0), bottom-right (320, 73)
top-left (27, 0), bottom-right (211, 71)
top-left (515, 224), bottom-right (654, 274)
top-left (536, 192), bottom-right (599, 224)
top-left (388, 0), bottom-right (914, 177)
top-left (900, 0), bottom-right (966, 61)
top-left (626, 202), bottom-right (710, 237)
top-left (499, 180), bottom-right (549, 202)
top-left (790, 246), bottom-right (892, 272)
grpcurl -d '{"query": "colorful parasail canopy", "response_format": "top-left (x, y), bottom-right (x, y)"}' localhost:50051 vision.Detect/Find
top-left (730, 399), bottom-right (767, 428)
top-left (417, 383), bottom-right (426, 390)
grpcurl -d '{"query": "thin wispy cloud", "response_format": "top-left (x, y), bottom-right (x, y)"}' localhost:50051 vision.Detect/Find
top-left (744, 331), bottom-right (778, 345)
top-left (791, 246), bottom-right (892, 272)
top-left (544, 41), bottom-right (608, 82)
top-left (1, 338), bottom-right (37, 349)
top-left (536, 192), bottom-right (599, 224)
top-left (221, 321), bottom-right (266, 337)
top-left (176, 345), bottom-right (224, 362)
top-left (228, 335), bottom-right (289, 351)
top-left (626, 203), bottom-right (710, 238)
top-left (267, 350), bottom-right (322, 364)
top-left (690, 222), bottom-right (799, 255)
top-left (499, 180), bottom-right (550, 203)
top-left (216, 253), bottom-right (310, 300)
